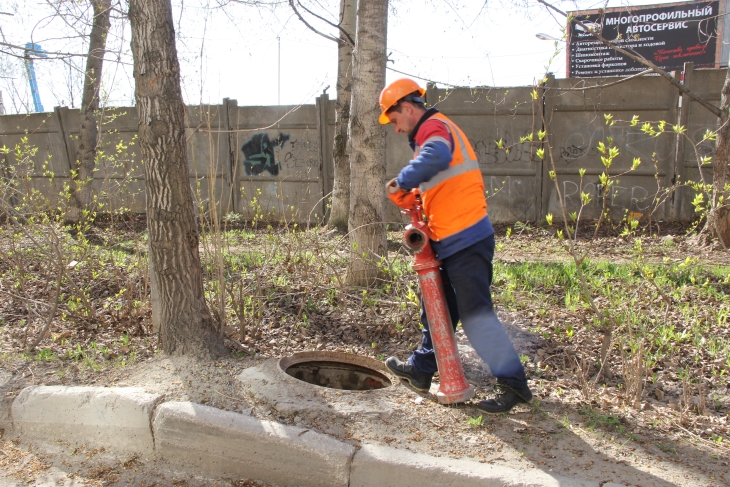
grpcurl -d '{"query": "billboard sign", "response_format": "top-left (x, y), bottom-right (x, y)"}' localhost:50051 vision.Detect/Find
top-left (568, 1), bottom-right (721, 78)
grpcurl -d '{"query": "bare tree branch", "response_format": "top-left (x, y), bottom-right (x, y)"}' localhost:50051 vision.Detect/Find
top-left (1, 41), bottom-right (132, 67)
top-left (296, 0), bottom-right (353, 47)
top-left (386, 66), bottom-right (459, 88)
top-left (44, 0), bottom-right (92, 38)
top-left (218, 0), bottom-right (287, 5)
top-left (536, 0), bottom-right (721, 118)
top-left (288, 0), bottom-right (347, 46)
top-left (26, 243), bottom-right (64, 352)
top-left (550, 68), bottom-right (653, 91)
top-left (3, 41), bottom-right (93, 59)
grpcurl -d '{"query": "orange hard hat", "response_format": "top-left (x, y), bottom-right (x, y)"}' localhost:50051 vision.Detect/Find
top-left (378, 78), bottom-right (426, 124)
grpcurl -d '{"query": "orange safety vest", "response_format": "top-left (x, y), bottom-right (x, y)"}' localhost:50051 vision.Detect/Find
top-left (415, 113), bottom-right (487, 241)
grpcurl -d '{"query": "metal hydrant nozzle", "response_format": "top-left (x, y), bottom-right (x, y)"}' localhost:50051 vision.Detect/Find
top-left (400, 204), bottom-right (475, 405)
top-left (403, 224), bottom-right (428, 252)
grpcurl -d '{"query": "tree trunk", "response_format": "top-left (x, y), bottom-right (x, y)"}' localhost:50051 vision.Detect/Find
top-left (66, 0), bottom-right (111, 224)
top-left (129, 0), bottom-right (226, 358)
top-left (346, 0), bottom-right (388, 286)
top-left (707, 68), bottom-right (730, 247)
top-left (328, 0), bottom-right (356, 232)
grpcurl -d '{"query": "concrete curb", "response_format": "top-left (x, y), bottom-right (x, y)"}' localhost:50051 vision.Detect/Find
top-left (5, 386), bottom-right (624, 487)
top-left (153, 401), bottom-right (354, 487)
top-left (0, 395), bottom-right (13, 435)
top-left (350, 444), bottom-right (595, 487)
top-left (11, 386), bottom-right (162, 456)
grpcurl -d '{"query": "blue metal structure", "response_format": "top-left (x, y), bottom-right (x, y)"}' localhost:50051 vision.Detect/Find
top-left (24, 42), bottom-right (47, 112)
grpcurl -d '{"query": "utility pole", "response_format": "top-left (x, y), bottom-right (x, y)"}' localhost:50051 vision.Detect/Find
top-left (277, 36), bottom-right (281, 105)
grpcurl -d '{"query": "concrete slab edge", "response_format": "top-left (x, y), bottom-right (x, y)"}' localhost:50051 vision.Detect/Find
top-left (11, 386), bottom-right (163, 457)
top-left (153, 401), bottom-right (354, 487)
top-left (350, 443), bottom-right (602, 487)
top-left (5, 386), bottom-right (625, 487)
top-left (0, 394), bottom-right (14, 435)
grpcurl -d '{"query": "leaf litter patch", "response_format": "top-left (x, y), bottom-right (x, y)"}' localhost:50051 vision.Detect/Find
top-left (0, 219), bottom-right (727, 485)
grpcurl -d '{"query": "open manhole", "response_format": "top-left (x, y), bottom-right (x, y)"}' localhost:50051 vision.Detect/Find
top-left (280, 351), bottom-right (393, 391)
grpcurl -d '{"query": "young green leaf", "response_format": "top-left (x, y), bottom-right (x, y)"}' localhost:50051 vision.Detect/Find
top-left (702, 129), bottom-right (717, 141)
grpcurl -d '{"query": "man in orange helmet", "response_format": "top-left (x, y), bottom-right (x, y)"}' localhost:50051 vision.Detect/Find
top-left (381, 78), bottom-right (532, 414)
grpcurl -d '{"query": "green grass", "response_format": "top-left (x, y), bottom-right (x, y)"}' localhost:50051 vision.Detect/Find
top-left (493, 257), bottom-right (730, 378)
top-left (2, 194), bottom-right (727, 425)
top-left (466, 415), bottom-right (484, 428)
top-left (579, 405), bottom-right (626, 434)
top-left (35, 348), bottom-right (57, 361)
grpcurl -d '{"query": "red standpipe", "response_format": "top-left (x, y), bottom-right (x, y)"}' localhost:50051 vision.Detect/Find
top-left (402, 202), bottom-right (475, 405)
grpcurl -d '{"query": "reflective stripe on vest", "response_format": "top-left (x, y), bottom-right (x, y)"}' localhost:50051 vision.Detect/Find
top-left (414, 113), bottom-right (487, 241)
top-left (418, 119), bottom-right (480, 193)
top-left (415, 136), bottom-right (451, 151)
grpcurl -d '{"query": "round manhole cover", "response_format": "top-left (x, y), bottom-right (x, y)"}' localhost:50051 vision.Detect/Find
top-left (280, 351), bottom-right (393, 391)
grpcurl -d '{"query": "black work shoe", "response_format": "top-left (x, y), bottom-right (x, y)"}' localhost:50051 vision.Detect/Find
top-left (384, 356), bottom-right (433, 392)
top-left (476, 381), bottom-right (533, 414)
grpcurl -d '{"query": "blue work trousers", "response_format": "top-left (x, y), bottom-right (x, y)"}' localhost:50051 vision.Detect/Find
top-left (407, 235), bottom-right (527, 389)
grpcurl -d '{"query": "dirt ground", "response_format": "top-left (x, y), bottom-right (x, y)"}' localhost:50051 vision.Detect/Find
top-left (0, 223), bottom-right (728, 486)
top-left (0, 320), bottom-right (727, 486)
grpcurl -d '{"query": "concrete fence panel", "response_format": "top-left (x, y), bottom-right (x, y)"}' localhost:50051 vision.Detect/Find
top-left (0, 111), bottom-right (70, 209)
top-left (545, 75), bottom-right (679, 222)
top-left (675, 66), bottom-right (725, 221)
top-left (1, 70), bottom-right (726, 224)
top-left (434, 85), bottom-right (543, 223)
top-left (90, 108), bottom-right (145, 213)
top-left (230, 104), bottom-right (326, 222)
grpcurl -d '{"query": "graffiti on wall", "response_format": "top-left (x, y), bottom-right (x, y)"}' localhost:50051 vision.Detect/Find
top-left (560, 144), bottom-right (598, 161)
top-left (557, 126), bottom-right (664, 165)
top-left (241, 132), bottom-right (290, 176)
top-left (561, 179), bottom-right (656, 213)
top-left (471, 131), bottom-right (535, 166)
top-left (282, 138), bottom-right (319, 171)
